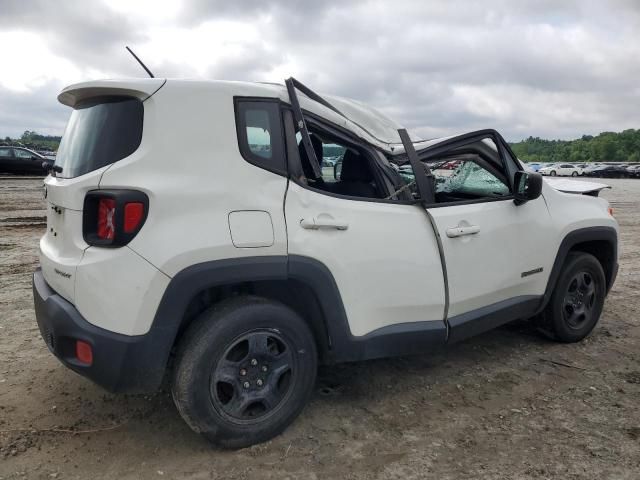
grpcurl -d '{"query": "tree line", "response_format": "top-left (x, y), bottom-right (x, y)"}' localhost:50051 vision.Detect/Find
top-left (2, 131), bottom-right (61, 152)
top-left (510, 129), bottom-right (640, 164)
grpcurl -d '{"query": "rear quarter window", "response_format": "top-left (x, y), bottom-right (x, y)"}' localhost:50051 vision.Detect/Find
top-left (55, 96), bottom-right (143, 178)
top-left (235, 99), bottom-right (285, 175)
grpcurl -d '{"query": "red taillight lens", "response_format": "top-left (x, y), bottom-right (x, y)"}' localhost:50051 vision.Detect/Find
top-left (97, 198), bottom-right (116, 240)
top-left (124, 202), bottom-right (145, 233)
top-left (75, 340), bottom-right (93, 365)
top-left (84, 190), bottom-right (148, 247)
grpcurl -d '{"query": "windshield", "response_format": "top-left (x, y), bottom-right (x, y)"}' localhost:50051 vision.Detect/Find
top-left (55, 96), bottom-right (143, 178)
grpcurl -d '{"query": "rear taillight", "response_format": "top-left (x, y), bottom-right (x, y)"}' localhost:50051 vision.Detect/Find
top-left (83, 190), bottom-right (149, 247)
top-left (97, 198), bottom-right (116, 240)
top-left (124, 202), bottom-right (145, 233)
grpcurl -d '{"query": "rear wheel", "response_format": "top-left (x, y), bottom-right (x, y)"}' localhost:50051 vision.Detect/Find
top-left (171, 296), bottom-right (317, 448)
top-left (540, 252), bottom-right (606, 342)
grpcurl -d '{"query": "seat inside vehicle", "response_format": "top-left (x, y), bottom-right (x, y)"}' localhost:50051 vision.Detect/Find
top-left (331, 150), bottom-right (378, 198)
top-left (296, 131), bottom-right (383, 199)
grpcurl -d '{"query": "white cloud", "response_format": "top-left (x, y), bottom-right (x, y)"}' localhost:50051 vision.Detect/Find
top-left (0, 31), bottom-right (83, 92)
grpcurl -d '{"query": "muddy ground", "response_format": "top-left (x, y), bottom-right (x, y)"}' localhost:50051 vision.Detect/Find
top-left (0, 177), bottom-right (638, 479)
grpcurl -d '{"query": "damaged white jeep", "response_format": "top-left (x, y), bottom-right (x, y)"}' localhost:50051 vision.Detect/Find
top-left (33, 77), bottom-right (618, 448)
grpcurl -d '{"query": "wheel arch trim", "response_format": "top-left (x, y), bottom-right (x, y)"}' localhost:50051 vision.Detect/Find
top-left (536, 226), bottom-right (618, 315)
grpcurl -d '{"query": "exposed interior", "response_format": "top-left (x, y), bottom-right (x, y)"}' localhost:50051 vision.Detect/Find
top-left (290, 116), bottom-right (515, 204)
top-left (295, 129), bottom-right (386, 199)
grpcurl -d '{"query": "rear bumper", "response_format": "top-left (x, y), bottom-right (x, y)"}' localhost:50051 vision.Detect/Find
top-left (33, 268), bottom-right (166, 393)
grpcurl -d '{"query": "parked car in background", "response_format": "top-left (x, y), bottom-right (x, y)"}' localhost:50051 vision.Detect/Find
top-left (38, 150), bottom-right (57, 161)
top-left (526, 162), bottom-right (542, 172)
top-left (0, 146), bottom-right (50, 175)
top-left (539, 163), bottom-right (583, 177)
top-left (626, 165), bottom-right (640, 177)
top-left (537, 163), bottom-right (556, 175)
top-left (584, 165), bottom-right (629, 178)
top-left (582, 164), bottom-right (602, 175)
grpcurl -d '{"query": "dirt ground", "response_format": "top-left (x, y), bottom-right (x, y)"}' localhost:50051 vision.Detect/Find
top-left (1, 176), bottom-right (638, 479)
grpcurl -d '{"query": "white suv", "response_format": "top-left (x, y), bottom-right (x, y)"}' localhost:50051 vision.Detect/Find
top-left (33, 77), bottom-right (619, 448)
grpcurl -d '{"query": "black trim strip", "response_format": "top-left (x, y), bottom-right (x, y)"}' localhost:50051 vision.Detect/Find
top-left (398, 128), bottom-right (435, 204)
top-left (285, 78), bottom-right (322, 179)
top-left (447, 295), bottom-right (541, 344)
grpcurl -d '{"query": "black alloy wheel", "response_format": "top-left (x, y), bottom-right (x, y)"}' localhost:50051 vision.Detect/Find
top-left (211, 330), bottom-right (294, 422)
top-left (171, 296), bottom-right (318, 448)
top-left (562, 272), bottom-right (597, 330)
top-left (540, 252), bottom-right (606, 343)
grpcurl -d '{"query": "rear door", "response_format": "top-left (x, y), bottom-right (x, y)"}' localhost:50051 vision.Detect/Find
top-left (285, 180), bottom-right (446, 337)
top-left (283, 83), bottom-right (446, 339)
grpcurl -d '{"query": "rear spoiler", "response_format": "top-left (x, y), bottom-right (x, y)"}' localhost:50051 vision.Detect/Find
top-left (58, 78), bottom-right (166, 108)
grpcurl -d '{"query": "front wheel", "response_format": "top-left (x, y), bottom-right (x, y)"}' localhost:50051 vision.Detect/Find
top-left (540, 252), bottom-right (606, 342)
top-left (550, 170), bottom-right (557, 176)
top-left (171, 296), bottom-right (318, 448)
top-left (572, 171), bottom-right (578, 177)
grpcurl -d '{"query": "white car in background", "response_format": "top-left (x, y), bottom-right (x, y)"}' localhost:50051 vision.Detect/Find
top-left (539, 163), bottom-right (584, 177)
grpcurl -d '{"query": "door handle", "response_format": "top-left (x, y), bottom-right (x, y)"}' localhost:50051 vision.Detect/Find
top-left (446, 225), bottom-right (480, 238)
top-left (300, 216), bottom-right (349, 231)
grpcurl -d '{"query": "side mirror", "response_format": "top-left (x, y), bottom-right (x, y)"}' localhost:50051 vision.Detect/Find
top-left (514, 171), bottom-right (542, 205)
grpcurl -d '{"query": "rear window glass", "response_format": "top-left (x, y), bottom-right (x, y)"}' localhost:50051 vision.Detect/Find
top-left (55, 96), bottom-right (143, 178)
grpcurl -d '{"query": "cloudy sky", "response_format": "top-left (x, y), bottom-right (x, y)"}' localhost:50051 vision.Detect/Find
top-left (1, 0), bottom-right (639, 141)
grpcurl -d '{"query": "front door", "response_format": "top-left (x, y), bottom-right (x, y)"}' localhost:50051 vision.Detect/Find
top-left (417, 135), bottom-right (556, 321)
top-left (429, 197), bottom-right (555, 318)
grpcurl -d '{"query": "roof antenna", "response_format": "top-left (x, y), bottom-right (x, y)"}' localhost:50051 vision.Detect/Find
top-left (125, 46), bottom-right (155, 78)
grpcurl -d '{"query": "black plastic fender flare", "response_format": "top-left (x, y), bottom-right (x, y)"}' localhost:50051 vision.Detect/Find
top-left (535, 226), bottom-right (618, 315)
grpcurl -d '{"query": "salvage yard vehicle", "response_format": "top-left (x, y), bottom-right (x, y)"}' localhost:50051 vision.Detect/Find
top-left (33, 77), bottom-right (619, 448)
top-left (539, 163), bottom-right (583, 177)
top-left (584, 165), bottom-right (629, 178)
top-left (0, 146), bottom-right (50, 175)
top-left (627, 165), bottom-right (640, 178)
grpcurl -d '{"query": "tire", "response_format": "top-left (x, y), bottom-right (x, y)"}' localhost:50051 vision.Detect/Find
top-left (550, 170), bottom-right (557, 176)
top-left (571, 171), bottom-right (578, 177)
top-left (171, 296), bottom-right (318, 448)
top-left (541, 252), bottom-right (606, 342)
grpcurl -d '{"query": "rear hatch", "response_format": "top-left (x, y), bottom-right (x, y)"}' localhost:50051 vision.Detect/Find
top-left (40, 79), bottom-right (165, 302)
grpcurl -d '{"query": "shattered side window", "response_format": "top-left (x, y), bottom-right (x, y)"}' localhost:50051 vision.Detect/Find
top-left (437, 161), bottom-right (509, 197)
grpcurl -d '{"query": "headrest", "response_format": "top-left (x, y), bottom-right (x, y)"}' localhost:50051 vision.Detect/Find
top-left (340, 150), bottom-right (373, 182)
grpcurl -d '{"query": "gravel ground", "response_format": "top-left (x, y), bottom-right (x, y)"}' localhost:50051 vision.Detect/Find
top-left (0, 176), bottom-right (638, 479)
